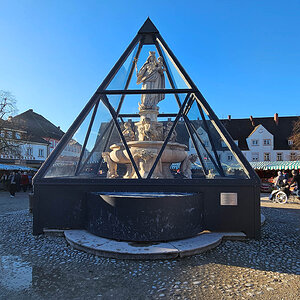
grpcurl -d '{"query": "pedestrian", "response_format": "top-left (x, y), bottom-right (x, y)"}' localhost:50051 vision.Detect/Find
top-left (21, 172), bottom-right (29, 192)
top-left (8, 172), bottom-right (17, 197)
top-left (274, 171), bottom-right (285, 188)
top-left (15, 171), bottom-right (21, 192)
top-left (1, 172), bottom-right (9, 191)
top-left (28, 172), bottom-right (33, 191)
top-left (290, 170), bottom-right (300, 189)
top-left (282, 170), bottom-right (289, 181)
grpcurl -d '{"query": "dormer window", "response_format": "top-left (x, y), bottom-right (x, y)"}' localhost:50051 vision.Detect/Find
top-left (288, 140), bottom-right (293, 146)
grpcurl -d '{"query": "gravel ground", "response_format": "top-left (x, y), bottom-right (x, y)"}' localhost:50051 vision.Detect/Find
top-left (0, 191), bottom-right (299, 299)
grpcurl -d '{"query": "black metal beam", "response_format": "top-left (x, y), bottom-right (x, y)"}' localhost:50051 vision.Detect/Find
top-left (119, 113), bottom-right (178, 118)
top-left (98, 89), bottom-right (193, 95)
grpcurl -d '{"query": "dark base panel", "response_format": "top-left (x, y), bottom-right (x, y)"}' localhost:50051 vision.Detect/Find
top-left (33, 178), bottom-right (261, 239)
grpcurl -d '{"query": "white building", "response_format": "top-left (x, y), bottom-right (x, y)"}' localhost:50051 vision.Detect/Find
top-left (0, 109), bottom-right (81, 169)
top-left (188, 114), bottom-right (300, 171)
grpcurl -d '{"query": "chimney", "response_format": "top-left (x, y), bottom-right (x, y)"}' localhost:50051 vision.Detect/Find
top-left (57, 126), bottom-right (61, 130)
top-left (228, 115), bottom-right (231, 121)
top-left (250, 115), bottom-right (255, 127)
top-left (274, 113), bottom-right (279, 125)
top-left (7, 116), bottom-right (13, 122)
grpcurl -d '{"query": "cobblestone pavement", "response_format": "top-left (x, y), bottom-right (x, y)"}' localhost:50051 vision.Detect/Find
top-left (0, 191), bottom-right (299, 299)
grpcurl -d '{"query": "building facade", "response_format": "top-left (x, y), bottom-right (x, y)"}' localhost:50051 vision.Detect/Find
top-left (221, 114), bottom-right (299, 163)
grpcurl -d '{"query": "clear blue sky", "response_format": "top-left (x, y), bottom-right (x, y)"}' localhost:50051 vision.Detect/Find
top-left (0, 0), bottom-right (299, 131)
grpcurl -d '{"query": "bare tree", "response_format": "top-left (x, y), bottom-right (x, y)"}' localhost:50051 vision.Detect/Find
top-left (290, 117), bottom-right (300, 148)
top-left (0, 90), bottom-right (17, 119)
top-left (0, 90), bottom-right (20, 155)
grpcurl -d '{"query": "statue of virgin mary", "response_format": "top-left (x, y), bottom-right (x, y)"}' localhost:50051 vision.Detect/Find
top-left (136, 51), bottom-right (165, 110)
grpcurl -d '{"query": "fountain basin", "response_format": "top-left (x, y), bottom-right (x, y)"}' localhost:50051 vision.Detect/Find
top-left (85, 192), bottom-right (203, 242)
top-left (109, 141), bottom-right (188, 178)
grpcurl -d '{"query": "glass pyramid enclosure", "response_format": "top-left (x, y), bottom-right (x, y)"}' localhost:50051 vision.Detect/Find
top-left (33, 19), bottom-right (261, 240)
top-left (35, 19), bottom-right (257, 181)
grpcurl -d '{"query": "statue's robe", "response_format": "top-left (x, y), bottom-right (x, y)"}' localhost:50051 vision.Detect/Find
top-left (137, 63), bottom-right (165, 109)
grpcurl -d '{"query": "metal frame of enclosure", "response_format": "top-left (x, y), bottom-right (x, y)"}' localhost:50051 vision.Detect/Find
top-left (33, 19), bottom-right (261, 239)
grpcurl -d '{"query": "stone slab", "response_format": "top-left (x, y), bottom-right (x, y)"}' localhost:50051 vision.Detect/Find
top-left (65, 230), bottom-right (178, 260)
top-left (64, 214), bottom-right (265, 260)
top-left (169, 233), bottom-right (223, 258)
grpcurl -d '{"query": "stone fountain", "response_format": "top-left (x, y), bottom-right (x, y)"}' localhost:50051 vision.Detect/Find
top-left (103, 51), bottom-right (193, 179)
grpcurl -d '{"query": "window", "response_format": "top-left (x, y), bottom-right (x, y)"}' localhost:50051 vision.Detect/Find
top-left (38, 149), bottom-right (44, 157)
top-left (264, 153), bottom-right (270, 161)
top-left (263, 139), bottom-right (271, 146)
top-left (288, 140), bottom-right (293, 146)
top-left (290, 152), bottom-right (297, 161)
top-left (252, 153), bottom-right (259, 161)
top-left (26, 147), bottom-right (33, 156)
top-left (221, 141), bottom-right (226, 148)
top-left (227, 155), bottom-right (233, 161)
top-left (15, 132), bottom-right (21, 139)
top-left (7, 131), bottom-right (12, 138)
top-left (0, 130), bottom-right (4, 137)
top-left (252, 140), bottom-right (259, 146)
top-left (277, 153), bottom-right (283, 161)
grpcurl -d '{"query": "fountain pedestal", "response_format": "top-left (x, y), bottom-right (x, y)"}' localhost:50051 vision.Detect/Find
top-left (86, 192), bottom-right (203, 242)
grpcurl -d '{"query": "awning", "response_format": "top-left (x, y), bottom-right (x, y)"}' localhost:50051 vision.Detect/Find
top-left (0, 164), bottom-right (37, 171)
top-left (250, 160), bottom-right (300, 170)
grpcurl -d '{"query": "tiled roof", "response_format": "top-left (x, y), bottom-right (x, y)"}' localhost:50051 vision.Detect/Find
top-left (221, 116), bottom-right (299, 150)
top-left (0, 118), bottom-right (48, 144)
top-left (11, 109), bottom-right (64, 140)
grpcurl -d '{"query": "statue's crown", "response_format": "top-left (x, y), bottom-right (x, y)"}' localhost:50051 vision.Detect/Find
top-left (149, 51), bottom-right (156, 56)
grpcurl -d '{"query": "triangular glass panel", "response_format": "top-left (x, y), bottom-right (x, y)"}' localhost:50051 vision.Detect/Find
top-left (156, 38), bottom-right (191, 89)
top-left (75, 100), bottom-right (117, 176)
top-left (106, 43), bottom-right (139, 92)
top-left (185, 98), bottom-right (223, 178)
top-left (76, 100), bottom-right (140, 179)
top-left (193, 96), bottom-right (249, 179)
top-left (44, 103), bottom-right (96, 178)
